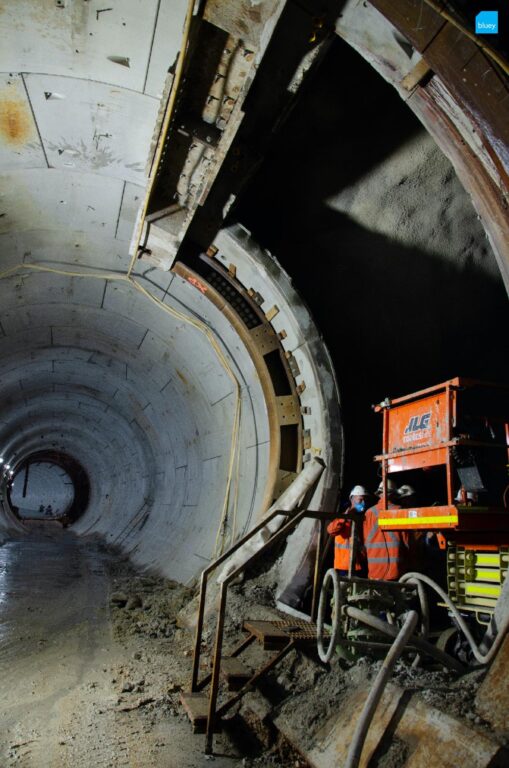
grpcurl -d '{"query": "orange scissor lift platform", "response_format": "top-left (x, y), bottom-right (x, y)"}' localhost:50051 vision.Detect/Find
top-left (373, 378), bottom-right (509, 616)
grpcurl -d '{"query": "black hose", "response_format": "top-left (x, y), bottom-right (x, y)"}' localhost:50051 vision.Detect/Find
top-left (345, 606), bottom-right (464, 673)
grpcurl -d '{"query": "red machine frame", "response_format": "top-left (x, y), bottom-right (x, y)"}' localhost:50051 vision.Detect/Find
top-left (373, 378), bottom-right (509, 616)
top-left (374, 378), bottom-right (509, 537)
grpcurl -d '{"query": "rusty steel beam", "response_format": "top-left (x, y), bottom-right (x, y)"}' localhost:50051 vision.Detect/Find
top-left (370, 0), bottom-right (509, 184)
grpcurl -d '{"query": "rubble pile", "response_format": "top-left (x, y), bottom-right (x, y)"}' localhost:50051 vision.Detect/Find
top-left (105, 554), bottom-right (509, 767)
top-left (111, 567), bottom-right (193, 641)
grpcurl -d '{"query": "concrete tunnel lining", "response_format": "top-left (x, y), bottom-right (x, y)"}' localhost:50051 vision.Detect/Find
top-left (0, 247), bottom-right (340, 593)
top-left (0, 0), bottom-right (342, 584)
top-left (0, 0), bottom-right (507, 608)
top-left (0, 269), bottom-right (267, 582)
top-left (10, 461), bottom-right (76, 519)
top-left (9, 450), bottom-right (89, 523)
top-left (0, 2), bottom-right (509, 763)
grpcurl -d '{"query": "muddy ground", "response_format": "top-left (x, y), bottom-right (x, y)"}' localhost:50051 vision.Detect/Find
top-left (0, 529), bottom-right (305, 767)
top-left (1, 528), bottom-right (506, 768)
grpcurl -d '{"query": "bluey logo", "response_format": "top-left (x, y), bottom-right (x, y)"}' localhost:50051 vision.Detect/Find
top-left (475, 11), bottom-right (498, 34)
top-left (404, 412), bottom-right (431, 435)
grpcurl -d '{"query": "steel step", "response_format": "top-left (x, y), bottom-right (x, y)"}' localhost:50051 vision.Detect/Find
top-left (243, 620), bottom-right (290, 650)
top-left (220, 657), bottom-right (252, 691)
top-left (179, 692), bottom-right (221, 734)
top-left (243, 619), bottom-right (320, 650)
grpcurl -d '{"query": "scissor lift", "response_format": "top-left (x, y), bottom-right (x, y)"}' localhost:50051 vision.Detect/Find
top-left (374, 378), bottom-right (509, 621)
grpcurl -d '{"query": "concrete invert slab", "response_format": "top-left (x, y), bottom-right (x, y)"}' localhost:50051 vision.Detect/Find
top-left (476, 634), bottom-right (509, 736)
top-left (394, 695), bottom-right (505, 768)
top-left (275, 683), bottom-right (406, 768)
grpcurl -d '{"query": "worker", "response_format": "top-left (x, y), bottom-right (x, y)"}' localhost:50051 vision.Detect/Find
top-left (455, 488), bottom-right (478, 505)
top-left (397, 484), bottom-right (426, 569)
top-left (396, 484), bottom-right (415, 506)
top-left (363, 479), bottom-right (410, 580)
top-left (327, 485), bottom-right (369, 576)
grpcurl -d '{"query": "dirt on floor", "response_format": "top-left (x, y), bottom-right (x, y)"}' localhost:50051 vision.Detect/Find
top-left (0, 530), bottom-right (281, 768)
top-left (108, 555), bottom-right (309, 768)
top-left (2, 529), bottom-right (507, 768)
top-left (0, 528), bottom-right (304, 768)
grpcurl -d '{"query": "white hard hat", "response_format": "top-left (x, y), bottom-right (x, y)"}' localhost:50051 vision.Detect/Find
top-left (349, 485), bottom-right (368, 497)
top-left (397, 484), bottom-right (415, 498)
top-left (376, 479), bottom-right (397, 495)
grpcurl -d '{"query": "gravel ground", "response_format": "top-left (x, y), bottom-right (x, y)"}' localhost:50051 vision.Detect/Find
top-left (3, 528), bottom-right (505, 768)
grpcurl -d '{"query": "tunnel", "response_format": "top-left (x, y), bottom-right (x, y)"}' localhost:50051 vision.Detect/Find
top-left (1, 2), bottom-right (509, 766)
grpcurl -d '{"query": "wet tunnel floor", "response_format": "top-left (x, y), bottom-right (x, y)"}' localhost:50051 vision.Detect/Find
top-left (0, 526), bottom-right (241, 767)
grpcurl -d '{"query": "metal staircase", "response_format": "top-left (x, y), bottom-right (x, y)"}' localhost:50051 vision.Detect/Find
top-left (180, 506), bottom-right (332, 754)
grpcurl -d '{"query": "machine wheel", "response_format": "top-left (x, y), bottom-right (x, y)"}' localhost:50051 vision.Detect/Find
top-left (317, 568), bottom-right (342, 663)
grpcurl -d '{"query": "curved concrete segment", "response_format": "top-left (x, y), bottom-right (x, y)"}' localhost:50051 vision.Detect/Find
top-left (209, 225), bottom-right (343, 610)
top-left (0, 233), bottom-right (341, 595)
top-left (10, 460), bottom-right (75, 519)
top-left (0, 2), bottom-right (340, 595)
top-left (0, 268), bottom-right (260, 582)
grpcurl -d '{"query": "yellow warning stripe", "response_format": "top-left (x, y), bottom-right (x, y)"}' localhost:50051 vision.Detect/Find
top-left (473, 554), bottom-right (500, 567)
top-left (465, 583), bottom-right (501, 597)
top-left (379, 515), bottom-right (458, 526)
top-left (474, 569), bottom-right (501, 582)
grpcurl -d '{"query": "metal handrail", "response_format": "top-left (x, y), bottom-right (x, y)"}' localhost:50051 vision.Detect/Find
top-left (186, 495), bottom-right (333, 753)
top-left (190, 456), bottom-right (327, 698)
top-left (191, 507), bottom-right (332, 688)
top-left (204, 505), bottom-right (323, 753)
top-left (191, 507), bottom-right (287, 691)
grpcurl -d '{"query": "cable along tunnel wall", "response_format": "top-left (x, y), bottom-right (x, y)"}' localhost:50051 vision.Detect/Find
top-left (0, 227), bottom-right (342, 604)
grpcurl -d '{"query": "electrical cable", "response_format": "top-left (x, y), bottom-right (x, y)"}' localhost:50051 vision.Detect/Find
top-left (400, 571), bottom-right (509, 665)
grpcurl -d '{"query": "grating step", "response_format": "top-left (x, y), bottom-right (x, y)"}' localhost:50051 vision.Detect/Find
top-left (180, 692), bottom-right (221, 734)
top-left (243, 620), bottom-right (290, 650)
top-left (243, 619), bottom-right (320, 650)
top-left (220, 657), bottom-right (252, 691)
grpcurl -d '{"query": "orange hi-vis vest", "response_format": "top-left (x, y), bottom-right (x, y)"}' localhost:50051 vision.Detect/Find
top-left (327, 516), bottom-right (365, 572)
top-left (363, 500), bottom-right (408, 580)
